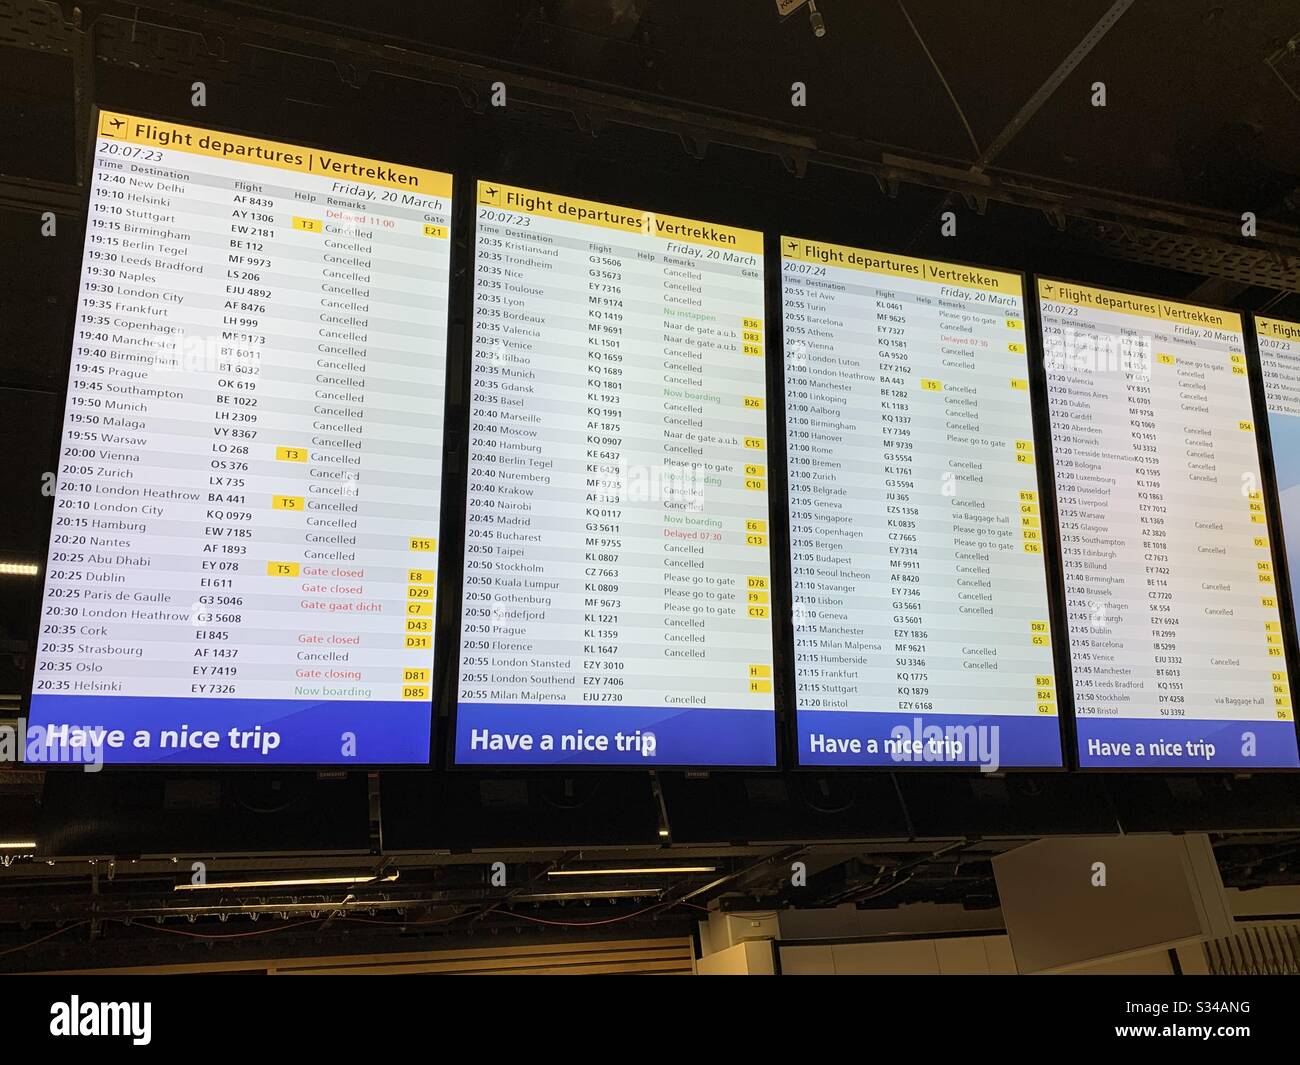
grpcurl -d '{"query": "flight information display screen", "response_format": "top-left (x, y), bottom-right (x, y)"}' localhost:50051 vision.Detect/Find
top-left (454, 181), bottom-right (775, 766)
top-left (1040, 279), bottom-right (1297, 769)
top-left (783, 237), bottom-right (1061, 769)
top-left (29, 110), bottom-right (453, 765)
top-left (1257, 314), bottom-right (1300, 670)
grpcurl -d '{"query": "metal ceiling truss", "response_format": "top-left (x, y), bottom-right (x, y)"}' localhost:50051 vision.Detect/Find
top-left (0, 833), bottom-right (1260, 921)
top-left (0, 0), bottom-right (1294, 289)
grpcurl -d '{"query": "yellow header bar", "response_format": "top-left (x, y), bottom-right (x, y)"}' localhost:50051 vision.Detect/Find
top-left (1037, 278), bottom-right (1242, 332)
top-left (780, 235), bottom-right (1022, 296)
top-left (1257, 316), bottom-right (1300, 344)
top-left (97, 110), bottom-right (452, 196)
top-left (477, 181), bottom-right (762, 254)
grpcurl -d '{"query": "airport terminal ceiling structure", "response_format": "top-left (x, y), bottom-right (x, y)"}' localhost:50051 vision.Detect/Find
top-left (2, 0), bottom-right (1300, 971)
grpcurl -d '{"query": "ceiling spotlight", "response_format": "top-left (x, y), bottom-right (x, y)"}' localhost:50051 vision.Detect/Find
top-left (0, 562), bottom-right (39, 577)
top-left (516, 889), bottom-right (649, 902)
top-left (808, 1), bottom-right (826, 37)
top-left (174, 872), bottom-right (399, 892)
top-left (548, 866), bottom-right (717, 877)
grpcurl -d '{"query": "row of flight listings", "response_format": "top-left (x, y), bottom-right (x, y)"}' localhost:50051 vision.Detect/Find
top-left (25, 109), bottom-right (1300, 773)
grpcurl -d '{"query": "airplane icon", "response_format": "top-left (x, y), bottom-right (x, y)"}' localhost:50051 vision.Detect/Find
top-left (786, 240), bottom-right (797, 251)
top-left (483, 185), bottom-right (498, 197)
top-left (108, 117), bottom-right (124, 129)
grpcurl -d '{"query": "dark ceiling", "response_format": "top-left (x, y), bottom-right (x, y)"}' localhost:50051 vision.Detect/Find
top-left (215, 0), bottom-right (1300, 216)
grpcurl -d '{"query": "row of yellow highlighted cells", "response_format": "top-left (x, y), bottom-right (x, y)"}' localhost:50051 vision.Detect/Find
top-left (403, 537), bottom-right (436, 698)
top-left (1252, 482), bottom-right (1291, 717)
top-left (1269, 655), bottom-right (1293, 721)
top-left (291, 217), bottom-right (448, 240)
top-left (1152, 350), bottom-right (1248, 375)
top-left (744, 433), bottom-right (768, 571)
top-left (917, 382), bottom-right (1040, 548)
top-left (266, 539), bottom-right (436, 696)
top-left (1020, 488), bottom-right (1041, 555)
top-left (1265, 547), bottom-right (1291, 720)
top-left (1028, 619), bottom-right (1056, 716)
top-left (1265, 614), bottom-right (1290, 721)
top-left (924, 374), bottom-right (1028, 394)
top-left (1154, 351), bottom-right (1248, 373)
top-left (743, 414), bottom-right (771, 668)
top-left (1245, 461), bottom-right (1290, 717)
top-left (746, 575), bottom-right (770, 634)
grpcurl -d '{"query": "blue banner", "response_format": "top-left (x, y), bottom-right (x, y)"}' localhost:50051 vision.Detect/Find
top-left (455, 702), bottom-right (776, 766)
top-left (1076, 716), bottom-right (1300, 769)
top-left (26, 694), bottom-right (431, 765)
top-left (796, 709), bottom-right (1064, 768)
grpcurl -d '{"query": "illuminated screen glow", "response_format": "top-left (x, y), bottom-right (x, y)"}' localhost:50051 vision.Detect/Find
top-left (29, 110), bottom-right (452, 765)
top-left (1257, 315), bottom-right (1300, 731)
top-left (454, 181), bottom-right (776, 766)
top-left (783, 237), bottom-right (1061, 769)
top-left (1040, 280), bottom-right (1296, 769)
